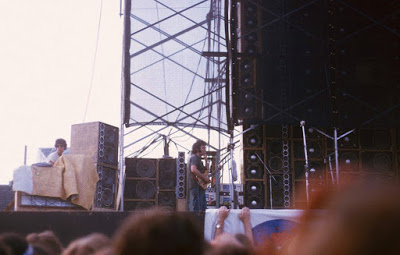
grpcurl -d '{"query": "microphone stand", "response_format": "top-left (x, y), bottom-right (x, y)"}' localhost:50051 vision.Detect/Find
top-left (324, 152), bottom-right (336, 185)
top-left (314, 128), bottom-right (355, 186)
top-left (255, 152), bottom-right (276, 209)
top-left (300, 120), bottom-right (310, 208)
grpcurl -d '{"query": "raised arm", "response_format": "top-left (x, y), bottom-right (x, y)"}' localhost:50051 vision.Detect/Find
top-left (238, 207), bottom-right (254, 245)
top-left (214, 206), bottom-right (230, 239)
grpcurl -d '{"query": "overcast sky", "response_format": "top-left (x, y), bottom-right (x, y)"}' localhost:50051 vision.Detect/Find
top-left (0, 1), bottom-right (123, 184)
top-left (0, 1), bottom-right (240, 186)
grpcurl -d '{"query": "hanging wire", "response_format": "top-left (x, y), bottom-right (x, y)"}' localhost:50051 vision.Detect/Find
top-left (168, 33), bottom-right (209, 139)
top-left (126, 134), bottom-right (162, 158)
top-left (155, 2), bottom-right (170, 122)
top-left (83, 0), bottom-right (104, 122)
top-left (141, 139), bottom-right (164, 157)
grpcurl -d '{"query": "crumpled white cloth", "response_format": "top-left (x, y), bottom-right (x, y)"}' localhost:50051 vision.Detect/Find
top-left (12, 165), bottom-right (33, 194)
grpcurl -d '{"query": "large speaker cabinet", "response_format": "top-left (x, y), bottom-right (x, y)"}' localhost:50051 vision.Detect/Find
top-left (243, 125), bottom-right (400, 209)
top-left (71, 122), bottom-right (119, 166)
top-left (124, 158), bottom-right (178, 211)
top-left (70, 121), bottom-right (119, 210)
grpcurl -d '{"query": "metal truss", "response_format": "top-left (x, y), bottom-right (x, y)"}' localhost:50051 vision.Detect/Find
top-left (119, 0), bottom-right (238, 210)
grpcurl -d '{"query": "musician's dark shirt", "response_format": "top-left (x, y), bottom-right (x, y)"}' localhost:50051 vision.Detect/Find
top-left (188, 154), bottom-right (205, 190)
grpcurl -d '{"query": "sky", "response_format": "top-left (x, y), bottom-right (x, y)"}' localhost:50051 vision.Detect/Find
top-left (0, 1), bottom-right (241, 186)
top-left (0, 1), bottom-right (123, 184)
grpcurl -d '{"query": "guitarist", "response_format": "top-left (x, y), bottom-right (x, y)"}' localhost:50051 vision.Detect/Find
top-left (189, 139), bottom-right (210, 212)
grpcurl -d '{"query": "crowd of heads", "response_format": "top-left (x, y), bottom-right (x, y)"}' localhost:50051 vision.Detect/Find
top-left (0, 208), bottom-right (253, 255)
top-left (1, 182), bottom-right (400, 255)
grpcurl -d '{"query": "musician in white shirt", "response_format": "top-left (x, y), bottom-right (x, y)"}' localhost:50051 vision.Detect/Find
top-left (47, 138), bottom-right (67, 166)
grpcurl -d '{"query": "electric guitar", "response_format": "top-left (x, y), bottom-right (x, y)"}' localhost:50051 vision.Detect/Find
top-left (196, 165), bottom-right (222, 190)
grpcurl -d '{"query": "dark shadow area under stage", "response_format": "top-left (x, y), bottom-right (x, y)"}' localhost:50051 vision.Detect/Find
top-left (0, 211), bottom-right (205, 246)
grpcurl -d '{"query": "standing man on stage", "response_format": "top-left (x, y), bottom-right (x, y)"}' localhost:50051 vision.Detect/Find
top-left (189, 139), bottom-right (210, 212)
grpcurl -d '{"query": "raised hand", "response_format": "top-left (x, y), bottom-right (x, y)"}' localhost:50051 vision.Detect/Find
top-left (217, 206), bottom-right (230, 222)
top-left (238, 207), bottom-right (251, 224)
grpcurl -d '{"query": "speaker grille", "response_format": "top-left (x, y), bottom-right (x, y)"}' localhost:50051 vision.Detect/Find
top-left (267, 174), bottom-right (292, 208)
top-left (360, 129), bottom-right (391, 150)
top-left (244, 181), bottom-right (265, 209)
top-left (158, 158), bottom-right (176, 189)
top-left (294, 140), bottom-right (322, 159)
top-left (243, 125), bottom-right (263, 148)
top-left (98, 123), bottom-right (119, 166)
top-left (244, 149), bottom-right (265, 180)
top-left (245, 163), bottom-right (264, 180)
top-left (362, 152), bottom-right (393, 173)
top-left (124, 179), bottom-right (156, 200)
top-left (158, 191), bottom-right (176, 209)
top-left (339, 151), bottom-right (359, 171)
top-left (294, 160), bottom-right (324, 180)
top-left (176, 152), bottom-right (186, 199)
top-left (94, 165), bottom-right (117, 208)
top-left (125, 158), bottom-right (157, 178)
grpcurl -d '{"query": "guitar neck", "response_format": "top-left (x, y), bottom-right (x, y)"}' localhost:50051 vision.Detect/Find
top-left (207, 167), bottom-right (222, 177)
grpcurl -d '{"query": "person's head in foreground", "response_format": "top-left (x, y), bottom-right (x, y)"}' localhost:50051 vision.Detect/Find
top-left (113, 208), bottom-right (206, 255)
top-left (287, 183), bottom-right (400, 255)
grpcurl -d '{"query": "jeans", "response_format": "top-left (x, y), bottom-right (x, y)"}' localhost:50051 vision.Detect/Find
top-left (189, 185), bottom-right (206, 212)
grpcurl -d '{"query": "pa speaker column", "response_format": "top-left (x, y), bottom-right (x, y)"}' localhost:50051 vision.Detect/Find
top-left (70, 121), bottom-right (119, 210)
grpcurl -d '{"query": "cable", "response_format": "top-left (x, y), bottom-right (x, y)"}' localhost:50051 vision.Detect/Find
top-left (141, 140), bottom-right (164, 157)
top-left (83, 0), bottom-right (104, 122)
top-left (155, 2), bottom-right (170, 122)
top-left (126, 134), bottom-right (162, 158)
top-left (167, 32), bottom-right (209, 138)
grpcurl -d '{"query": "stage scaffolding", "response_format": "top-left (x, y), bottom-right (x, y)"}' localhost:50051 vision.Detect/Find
top-left (118, 0), bottom-right (399, 210)
top-left (119, 0), bottom-right (241, 210)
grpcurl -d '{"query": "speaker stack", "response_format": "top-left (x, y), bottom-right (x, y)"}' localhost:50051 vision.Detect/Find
top-left (264, 125), bottom-right (293, 209)
top-left (70, 122), bottom-right (119, 210)
top-left (243, 125), bottom-right (326, 209)
top-left (158, 158), bottom-right (177, 209)
top-left (328, 128), bottom-right (397, 186)
top-left (243, 124), bottom-right (266, 209)
top-left (243, 125), bottom-right (400, 209)
top-left (233, 0), bottom-right (263, 123)
top-left (124, 157), bottom-right (178, 211)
